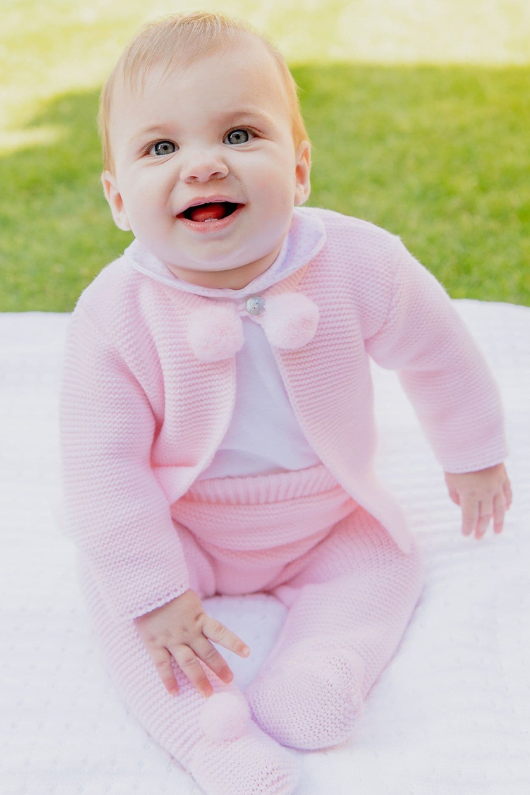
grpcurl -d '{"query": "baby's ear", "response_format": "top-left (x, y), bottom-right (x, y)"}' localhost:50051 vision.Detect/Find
top-left (294, 141), bottom-right (311, 206)
top-left (101, 171), bottom-right (131, 231)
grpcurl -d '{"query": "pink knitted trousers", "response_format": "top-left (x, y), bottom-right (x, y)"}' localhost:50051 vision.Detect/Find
top-left (78, 464), bottom-right (424, 793)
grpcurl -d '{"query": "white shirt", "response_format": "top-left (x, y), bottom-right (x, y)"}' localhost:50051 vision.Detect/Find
top-left (148, 225), bottom-right (322, 480)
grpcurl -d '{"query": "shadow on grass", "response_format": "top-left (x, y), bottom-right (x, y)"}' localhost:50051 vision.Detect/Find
top-left (1, 63), bottom-right (529, 311)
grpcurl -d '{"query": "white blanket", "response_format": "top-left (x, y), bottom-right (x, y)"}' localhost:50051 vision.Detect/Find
top-left (1, 300), bottom-right (529, 795)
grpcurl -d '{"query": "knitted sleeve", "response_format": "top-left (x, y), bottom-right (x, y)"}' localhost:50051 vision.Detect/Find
top-left (59, 306), bottom-right (191, 622)
top-left (365, 239), bottom-right (508, 473)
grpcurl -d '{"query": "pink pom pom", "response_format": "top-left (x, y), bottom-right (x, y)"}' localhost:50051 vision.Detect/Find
top-left (199, 692), bottom-right (251, 741)
top-left (187, 305), bottom-right (244, 362)
top-left (262, 293), bottom-right (319, 350)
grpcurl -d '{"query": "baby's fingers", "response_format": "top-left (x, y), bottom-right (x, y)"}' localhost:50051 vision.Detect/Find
top-left (493, 491), bottom-right (506, 534)
top-left (503, 478), bottom-right (513, 510)
top-left (475, 497), bottom-right (494, 538)
top-left (202, 616), bottom-right (250, 658)
top-left (171, 646), bottom-right (214, 697)
top-left (192, 635), bottom-right (235, 685)
top-left (461, 493), bottom-right (479, 537)
top-left (151, 647), bottom-right (180, 695)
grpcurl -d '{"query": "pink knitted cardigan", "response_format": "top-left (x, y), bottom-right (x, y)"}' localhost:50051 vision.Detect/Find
top-left (59, 207), bottom-right (508, 622)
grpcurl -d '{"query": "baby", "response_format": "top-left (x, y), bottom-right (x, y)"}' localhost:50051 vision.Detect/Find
top-left (59, 10), bottom-right (512, 795)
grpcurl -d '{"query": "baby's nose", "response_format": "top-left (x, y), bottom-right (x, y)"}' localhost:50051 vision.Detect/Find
top-left (180, 150), bottom-right (229, 183)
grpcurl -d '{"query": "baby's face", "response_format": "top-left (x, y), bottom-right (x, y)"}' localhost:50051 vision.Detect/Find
top-left (103, 38), bottom-right (311, 288)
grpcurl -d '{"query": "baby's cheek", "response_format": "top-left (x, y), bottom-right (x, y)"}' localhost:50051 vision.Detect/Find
top-left (259, 176), bottom-right (296, 215)
top-left (126, 181), bottom-right (168, 227)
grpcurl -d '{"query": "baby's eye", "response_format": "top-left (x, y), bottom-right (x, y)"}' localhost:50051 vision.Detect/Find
top-left (224, 129), bottom-right (253, 146)
top-left (149, 141), bottom-right (176, 156)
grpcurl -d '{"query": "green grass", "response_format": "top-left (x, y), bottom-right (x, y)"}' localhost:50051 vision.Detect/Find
top-left (303, 64), bottom-right (530, 303)
top-left (1, 1), bottom-right (530, 310)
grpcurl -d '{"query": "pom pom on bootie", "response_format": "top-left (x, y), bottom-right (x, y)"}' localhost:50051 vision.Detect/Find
top-left (187, 305), bottom-right (244, 362)
top-left (261, 293), bottom-right (319, 350)
top-left (199, 692), bottom-right (251, 741)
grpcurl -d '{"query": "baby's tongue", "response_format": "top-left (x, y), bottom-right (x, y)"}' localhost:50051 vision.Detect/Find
top-left (189, 202), bottom-right (227, 223)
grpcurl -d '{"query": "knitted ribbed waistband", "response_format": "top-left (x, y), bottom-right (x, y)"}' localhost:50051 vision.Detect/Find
top-left (183, 463), bottom-right (349, 506)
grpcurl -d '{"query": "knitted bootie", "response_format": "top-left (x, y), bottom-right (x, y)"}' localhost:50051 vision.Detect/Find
top-left (190, 696), bottom-right (301, 795)
top-left (245, 642), bottom-right (365, 750)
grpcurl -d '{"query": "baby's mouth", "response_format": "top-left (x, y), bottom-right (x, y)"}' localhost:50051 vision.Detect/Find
top-left (179, 201), bottom-right (241, 223)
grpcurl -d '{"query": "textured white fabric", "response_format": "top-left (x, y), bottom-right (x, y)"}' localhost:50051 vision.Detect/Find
top-left (0, 300), bottom-right (528, 795)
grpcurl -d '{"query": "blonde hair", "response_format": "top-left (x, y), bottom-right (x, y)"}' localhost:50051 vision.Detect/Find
top-left (98, 10), bottom-right (309, 173)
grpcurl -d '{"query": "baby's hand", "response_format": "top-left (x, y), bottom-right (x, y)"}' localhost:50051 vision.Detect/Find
top-left (133, 589), bottom-right (250, 697)
top-left (444, 462), bottom-right (513, 539)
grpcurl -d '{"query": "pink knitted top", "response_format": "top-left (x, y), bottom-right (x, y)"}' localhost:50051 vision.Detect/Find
top-left (59, 207), bottom-right (508, 622)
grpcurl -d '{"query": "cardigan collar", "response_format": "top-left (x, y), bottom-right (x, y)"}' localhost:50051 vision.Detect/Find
top-left (123, 206), bottom-right (326, 299)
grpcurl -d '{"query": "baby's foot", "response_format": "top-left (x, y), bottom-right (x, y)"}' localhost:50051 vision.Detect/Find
top-left (188, 715), bottom-right (301, 795)
top-left (245, 642), bottom-right (365, 750)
